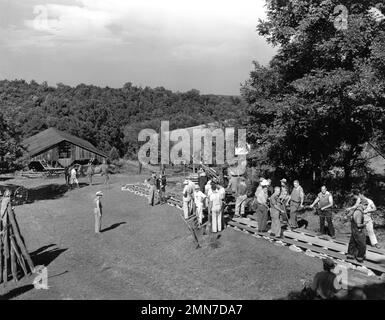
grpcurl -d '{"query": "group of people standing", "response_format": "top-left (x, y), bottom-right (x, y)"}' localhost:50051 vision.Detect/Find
top-left (245, 178), bottom-right (305, 238)
top-left (231, 175), bottom-right (381, 262)
top-left (182, 173), bottom-right (227, 234)
top-left (65, 160), bottom-right (110, 188)
top-left (148, 172), bottom-right (167, 206)
top-left (146, 165), bottom-right (382, 263)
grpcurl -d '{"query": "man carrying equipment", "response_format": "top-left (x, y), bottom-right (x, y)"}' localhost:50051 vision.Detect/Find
top-left (310, 186), bottom-right (335, 239)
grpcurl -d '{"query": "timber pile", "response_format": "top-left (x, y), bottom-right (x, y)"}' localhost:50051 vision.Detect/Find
top-left (0, 196), bottom-right (35, 285)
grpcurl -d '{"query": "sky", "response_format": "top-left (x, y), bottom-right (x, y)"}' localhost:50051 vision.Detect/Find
top-left (0, 0), bottom-right (276, 95)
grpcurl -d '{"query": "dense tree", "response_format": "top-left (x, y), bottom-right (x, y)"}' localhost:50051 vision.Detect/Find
top-left (242, 0), bottom-right (385, 186)
top-left (0, 80), bottom-right (246, 160)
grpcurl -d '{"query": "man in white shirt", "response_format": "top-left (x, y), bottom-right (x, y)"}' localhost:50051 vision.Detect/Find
top-left (347, 190), bottom-right (380, 249)
top-left (182, 180), bottom-right (194, 219)
top-left (70, 166), bottom-right (79, 189)
top-left (194, 185), bottom-right (206, 225)
top-left (209, 184), bottom-right (223, 233)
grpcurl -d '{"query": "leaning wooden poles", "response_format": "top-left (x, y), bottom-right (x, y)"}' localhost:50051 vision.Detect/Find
top-left (0, 195), bottom-right (34, 285)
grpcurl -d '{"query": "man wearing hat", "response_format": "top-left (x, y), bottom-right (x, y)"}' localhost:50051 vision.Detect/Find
top-left (148, 173), bottom-right (158, 206)
top-left (254, 179), bottom-right (269, 232)
top-left (94, 191), bottom-right (103, 234)
top-left (311, 258), bottom-right (343, 300)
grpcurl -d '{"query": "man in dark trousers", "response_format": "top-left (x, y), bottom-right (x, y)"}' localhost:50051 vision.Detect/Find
top-left (347, 204), bottom-right (367, 263)
top-left (198, 167), bottom-right (207, 193)
top-left (310, 186), bottom-right (335, 238)
top-left (289, 180), bottom-right (304, 229)
top-left (64, 166), bottom-right (71, 186)
top-left (159, 172), bottom-right (167, 204)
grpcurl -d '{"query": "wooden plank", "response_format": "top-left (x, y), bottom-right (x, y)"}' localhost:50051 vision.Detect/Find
top-left (284, 230), bottom-right (385, 264)
top-left (233, 217), bottom-right (259, 229)
top-left (228, 220), bottom-right (385, 274)
top-left (291, 228), bottom-right (385, 255)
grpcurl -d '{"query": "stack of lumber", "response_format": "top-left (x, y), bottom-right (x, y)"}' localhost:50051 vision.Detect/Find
top-left (228, 216), bottom-right (385, 277)
top-left (0, 196), bottom-right (35, 285)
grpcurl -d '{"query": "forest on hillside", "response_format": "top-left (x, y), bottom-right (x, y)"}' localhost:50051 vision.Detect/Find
top-left (0, 79), bottom-right (246, 164)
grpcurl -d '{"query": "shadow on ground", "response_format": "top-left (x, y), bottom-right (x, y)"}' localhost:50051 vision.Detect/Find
top-left (30, 244), bottom-right (67, 267)
top-left (0, 182), bottom-right (90, 205)
top-left (101, 222), bottom-right (127, 233)
top-left (279, 282), bottom-right (385, 300)
top-left (0, 284), bottom-right (35, 300)
top-left (0, 244), bottom-right (67, 300)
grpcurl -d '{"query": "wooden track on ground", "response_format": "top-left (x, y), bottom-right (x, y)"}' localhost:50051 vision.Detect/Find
top-left (122, 184), bottom-right (385, 281)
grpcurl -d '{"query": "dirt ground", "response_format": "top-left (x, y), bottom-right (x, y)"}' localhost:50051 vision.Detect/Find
top-left (0, 173), bottom-right (322, 300)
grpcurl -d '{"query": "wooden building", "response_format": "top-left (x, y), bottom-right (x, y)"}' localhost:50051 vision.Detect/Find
top-left (22, 128), bottom-right (107, 167)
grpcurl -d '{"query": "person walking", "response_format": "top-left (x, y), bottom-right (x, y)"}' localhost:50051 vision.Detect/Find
top-left (347, 190), bottom-right (381, 249)
top-left (254, 179), bottom-right (269, 232)
top-left (209, 183), bottom-right (223, 233)
top-left (94, 191), bottom-right (103, 234)
top-left (148, 173), bottom-right (158, 206)
top-left (86, 164), bottom-right (94, 186)
top-left (70, 165), bottom-right (79, 189)
top-left (310, 186), bottom-right (335, 238)
top-left (101, 159), bottom-right (109, 185)
top-left (347, 204), bottom-right (367, 263)
top-left (269, 186), bottom-right (285, 237)
top-left (289, 180), bottom-right (304, 229)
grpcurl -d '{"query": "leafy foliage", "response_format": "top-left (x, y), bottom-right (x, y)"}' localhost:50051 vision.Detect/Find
top-left (242, 0), bottom-right (385, 185)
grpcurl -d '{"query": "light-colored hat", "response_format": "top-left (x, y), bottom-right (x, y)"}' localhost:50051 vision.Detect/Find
top-left (261, 179), bottom-right (269, 187)
top-left (183, 180), bottom-right (189, 185)
top-left (96, 191), bottom-right (103, 197)
top-left (195, 185), bottom-right (200, 190)
top-left (280, 178), bottom-right (287, 183)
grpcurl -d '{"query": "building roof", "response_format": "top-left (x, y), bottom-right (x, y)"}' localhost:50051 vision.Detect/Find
top-left (22, 128), bottom-right (107, 158)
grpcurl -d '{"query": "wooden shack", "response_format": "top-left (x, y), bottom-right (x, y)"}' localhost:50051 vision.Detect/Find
top-left (22, 128), bottom-right (107, 167)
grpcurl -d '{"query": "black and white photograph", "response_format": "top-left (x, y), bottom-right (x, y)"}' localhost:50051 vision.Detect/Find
top-left (1, 0), bottom-right (385, 304)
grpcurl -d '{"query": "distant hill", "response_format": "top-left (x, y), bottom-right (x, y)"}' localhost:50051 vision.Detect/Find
top-left (0, 79), bottom-right (246, 158)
